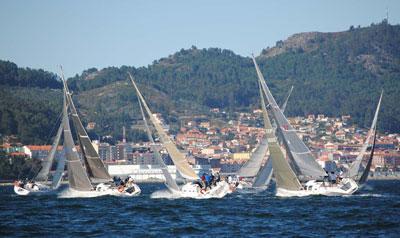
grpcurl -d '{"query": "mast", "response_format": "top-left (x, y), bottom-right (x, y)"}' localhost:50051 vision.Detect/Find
top-left (60, 67), bottom-right (111, 182)
top-left (128, 73), bottom-right (198, 181)
top-left (252, 56), bottom-right (326, 181)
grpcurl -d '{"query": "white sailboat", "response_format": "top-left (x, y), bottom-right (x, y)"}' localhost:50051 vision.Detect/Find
top-left (14, 94), bottom-right (66, 196)
top-left (60, 69), bottom-right (140, 198)
top-left (252, 56), bottom-right (358, 197)
top-left (345, 91), bottom-right (383, 186)
top-left (128, 73), bottom-right (231, 199)
top-left (237, 85), bottom-right (293, 190)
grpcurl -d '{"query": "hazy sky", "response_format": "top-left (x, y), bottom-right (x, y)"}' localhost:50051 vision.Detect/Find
top-left (1, 0), bottom-right (399, 77)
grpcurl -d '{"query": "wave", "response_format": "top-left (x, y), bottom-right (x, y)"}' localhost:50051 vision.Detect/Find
top-left (150, 189), bottom-right (182, 199)
top-left (57, 188), bottom-right (108, 198)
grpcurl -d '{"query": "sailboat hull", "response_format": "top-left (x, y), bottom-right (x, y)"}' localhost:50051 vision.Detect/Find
top-left (13, 182), bottom-right (51, 196)
top-left (60, 183), bottom-right (141, 198)
top-left (276, 178), bottom-right (358, 197)
top-left (176, 181), bottom-right (232, 199)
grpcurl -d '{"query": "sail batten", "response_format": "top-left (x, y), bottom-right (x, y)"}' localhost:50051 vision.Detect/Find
top-left (252, 56), bottom-right (326, 180)
top-left (128, 73), bottom-right (198, 181)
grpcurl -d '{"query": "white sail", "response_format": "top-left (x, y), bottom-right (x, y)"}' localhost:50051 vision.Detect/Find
top-left (137, 96), bottom-right (180, 191)
top-left (237, 137), bottom-right (269, 178)
top-left (128, 73), bottom-right (198, 181)
top-left (35, 122), bottom-right (63, 181)
top-left (252, 56), bottom-right (327, 181)
top-left (252, 158), bottom-right (273, 188)
top-left (50, 91), bottom-right (68, 189)
top-left (347, 91), bottom-right (383, 183)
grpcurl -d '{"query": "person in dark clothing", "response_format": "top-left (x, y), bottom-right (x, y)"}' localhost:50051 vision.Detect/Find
top-left (201, 174), bottom-right (206, 188)
top-left (216, 172), bottom-right (221, 183)
top-left (205, 174), bottom-right (212, 189)
top-left (210, 174), bottom-right (216, 186)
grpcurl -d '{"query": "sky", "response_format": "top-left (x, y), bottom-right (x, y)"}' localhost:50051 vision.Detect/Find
top-left (1, 0), bottom-right (399, 77)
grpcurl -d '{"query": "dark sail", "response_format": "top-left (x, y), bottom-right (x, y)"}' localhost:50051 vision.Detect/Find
top-left (61, 74), bottom-right (111, 182)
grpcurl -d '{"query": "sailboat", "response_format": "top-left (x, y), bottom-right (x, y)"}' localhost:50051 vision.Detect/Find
top-left (252, 56), bottom-right (358, 197)
top-left (14, 96), bottom-right (67, 196)
top-left (128, 73), bottom-right (231, 198)
top-left (345, 91), bottom-right (383, 186)
top-left (237, 85), bottom-right (293, 189)
top-left (60, 70), bottom-right (140, 197)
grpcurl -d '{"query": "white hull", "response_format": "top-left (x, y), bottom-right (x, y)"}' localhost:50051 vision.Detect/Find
top-left (276, 178), bottom-right (358, 197)
top-left (175, 181), bottom-right (232, 199)
top-left (13, 182), bottom-right (51, 196)
top-left (60, 183), bottom-right (141, 198)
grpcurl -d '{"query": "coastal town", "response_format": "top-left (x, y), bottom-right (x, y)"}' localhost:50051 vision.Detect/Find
top-left (2, 108), bottom-right (399, 181)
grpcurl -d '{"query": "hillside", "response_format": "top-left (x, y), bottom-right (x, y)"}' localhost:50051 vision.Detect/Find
top-left (0, 60), bottom-right (62, 144)
top-left (70, 21), bottom-right (400, 136)
top-left (1, 21), bottom-right (399, 143)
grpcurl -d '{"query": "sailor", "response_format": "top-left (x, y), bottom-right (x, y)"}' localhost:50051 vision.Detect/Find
top-left (205, 174), bottom-right (212, 189)
top-left (216, 172), bottom-right (221, 182)
top-left (329, 171), bottom-right (337, 184)
top-left (228, 175), bottom-right (233, 184)
top-left (210, 173), bottom-right (216, 186)
top-left (201, 173), bottom-right (206, 188)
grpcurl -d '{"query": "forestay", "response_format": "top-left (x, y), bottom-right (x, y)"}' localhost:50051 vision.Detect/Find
top-left (128, 73), bottom-right (198, 181)
top-left (252, 56), bottom-right (326, 181)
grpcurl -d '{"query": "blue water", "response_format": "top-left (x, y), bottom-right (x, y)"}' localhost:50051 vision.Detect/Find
top-left (1, 180), bottom-right (399, 237)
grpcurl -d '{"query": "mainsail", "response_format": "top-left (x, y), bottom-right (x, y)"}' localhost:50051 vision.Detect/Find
top-left (347, 91), bottom-right (383, 183)
top-left (61, 70), bottom-right (111, 182)
top-left (258, 80), bottom-right (302, 190)
top-left (35, 122), bottom-right (63, 181)
top-left (252, 56), bottom-right (327, 181)
top-left (61, 80), bottom-right (93, 191)
top-left (137, 97), bottom-right (180, 191)
top-left (128, 73), bottom-right (198, 180)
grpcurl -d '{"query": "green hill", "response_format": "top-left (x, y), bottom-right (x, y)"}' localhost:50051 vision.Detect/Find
top-left (1, 21), bottom-right (399, 144)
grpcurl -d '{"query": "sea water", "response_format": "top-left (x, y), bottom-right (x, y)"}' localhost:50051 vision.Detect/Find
top-left (1, 180), bottom-right (399, 237)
